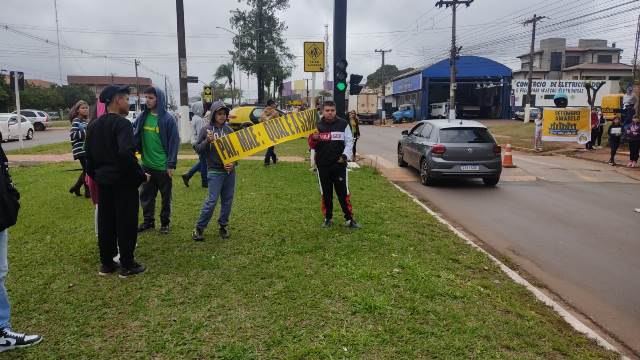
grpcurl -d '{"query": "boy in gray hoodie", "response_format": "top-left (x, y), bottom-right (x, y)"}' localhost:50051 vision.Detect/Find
top-left (192, 101), bottom-right (236, 241)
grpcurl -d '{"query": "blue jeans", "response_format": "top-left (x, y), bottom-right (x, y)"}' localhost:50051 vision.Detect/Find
top-left (196, 171), bottom-right (236, 229)
top-left (0, 230), bottom-right (10, 329)
top-left (186, 153), bottom-right (208, 186)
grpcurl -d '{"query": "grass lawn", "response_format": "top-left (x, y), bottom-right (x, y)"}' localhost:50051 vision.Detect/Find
top-left (4, 161), bottom-right (615, 359)
top-left (48, 121), bottom-right (70, 129)
top-left (6, 141), bottom-right (71, 155)
top-left (180, 138), bottom-right (310, 158)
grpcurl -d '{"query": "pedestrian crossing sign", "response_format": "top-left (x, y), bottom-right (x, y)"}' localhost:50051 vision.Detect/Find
top-left (304, 42), bottom-right (325, 73)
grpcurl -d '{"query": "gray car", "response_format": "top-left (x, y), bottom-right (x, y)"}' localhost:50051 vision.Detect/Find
top-left (397, 120), bottom-right (502, 186)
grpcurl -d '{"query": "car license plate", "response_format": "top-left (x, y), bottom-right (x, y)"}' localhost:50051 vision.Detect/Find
top-left (460, 165), bottom-right (480, 171)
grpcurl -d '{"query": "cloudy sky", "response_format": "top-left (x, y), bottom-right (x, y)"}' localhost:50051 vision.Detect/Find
top-left (1, 0), bottom-right (637, 102)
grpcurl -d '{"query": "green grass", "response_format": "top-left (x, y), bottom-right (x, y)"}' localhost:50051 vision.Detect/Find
top-left (487, 121), bottom-right (573, 152)
top-left (48, 121), bottom-right (70, 129)
top-left (6, 141), bottom-right (71, 155)
top-left (180, 138), bottom-right (309, 158)
top-left (4, 161), bottom-right (616, 359)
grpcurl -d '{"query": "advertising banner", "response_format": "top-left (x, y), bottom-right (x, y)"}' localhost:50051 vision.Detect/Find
top-left (542, 107), bottom-right (591, 144)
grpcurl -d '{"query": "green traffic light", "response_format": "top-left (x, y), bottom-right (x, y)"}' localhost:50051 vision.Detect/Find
top-left (336, 82), bottom-right (347, 92)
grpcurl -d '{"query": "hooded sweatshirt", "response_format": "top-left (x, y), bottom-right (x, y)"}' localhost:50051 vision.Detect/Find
top-left (190, 101), bottom-right (206, 146)
top-left (195, 101), bottom-right (235, 172)
top-left (626, 121), bottom-right (640, 142)
top-left (133, 86), bottom-right (180, 169)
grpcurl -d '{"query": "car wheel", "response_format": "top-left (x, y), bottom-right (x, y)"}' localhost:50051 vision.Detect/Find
top-left (34, 122), bottom-right (45, 131)
top-left (397, 146), bottom-right (408, 167)
top-left (420, 157), bottom-right (434, 186)
top-left (26, 129), bottom-right (33, 140)
top-left (482, 176), bottom-right (500, 187)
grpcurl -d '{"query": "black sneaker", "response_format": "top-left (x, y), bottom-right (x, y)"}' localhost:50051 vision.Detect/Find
top-left (159, 224), bottom-right (170, 235)
top-left (0, 328), bottom-right (42, 353)
top-left (192, 227), bottom-right (205, 241)
top-left (181, 174), bottom-right (190, 187)
top-left (98, 262), bottom-right (120, 276)
top-left (119, 262), bottom-right (146, 279)
top-left (137, 223), bottom-right (154, 233)
top-left (219, 225), bottom-right (230, 239)
top-left (322, 219), bottom-right (333, 228)
top-left (345, 220), bottom-right (362, 229)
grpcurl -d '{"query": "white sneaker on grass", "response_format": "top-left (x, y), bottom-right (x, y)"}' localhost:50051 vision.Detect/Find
top-left (0, 328), bottom-right (42, 353)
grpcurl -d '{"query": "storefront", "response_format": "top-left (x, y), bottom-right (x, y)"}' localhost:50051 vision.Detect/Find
top-left (391, 72), bottom-right (423, 120)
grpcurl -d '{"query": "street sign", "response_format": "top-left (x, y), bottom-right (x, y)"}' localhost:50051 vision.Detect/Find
top-left (304, 42), bottom-right (325, 73)
top-left (187, 76), bottom-right (199, 83)
top-left (202, 85), bottom-right (213, 103)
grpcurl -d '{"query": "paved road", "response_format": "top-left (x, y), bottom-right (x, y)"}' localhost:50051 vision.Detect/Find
top-left (358, 124), bottom-right (640, 356)
top-left (1, 127), bottom-right (69, 152)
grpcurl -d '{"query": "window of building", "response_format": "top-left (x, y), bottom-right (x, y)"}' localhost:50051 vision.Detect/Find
top-left (583, 76), bottom-right (606, 80)
top-left (565, 55), bottom-right (580, 68)
top-left (597, 55), bottom-right (612, 64)
top-left (608, 76), bottom-right (621, 81)
top-left (550, 52), bottom-right (563, 71)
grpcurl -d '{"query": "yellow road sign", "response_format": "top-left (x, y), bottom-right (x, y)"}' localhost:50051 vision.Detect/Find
top-left (304, 42), bottom-right (325, 73)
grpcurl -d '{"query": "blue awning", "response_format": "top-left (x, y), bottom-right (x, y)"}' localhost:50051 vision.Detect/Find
top-left (423, 56), bottom-right (512, 79)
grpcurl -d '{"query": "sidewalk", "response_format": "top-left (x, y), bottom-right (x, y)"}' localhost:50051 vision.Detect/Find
top-left (6, 153), bottom-right (305, 164)
top-left (564, 147), bottom-right (640, 181)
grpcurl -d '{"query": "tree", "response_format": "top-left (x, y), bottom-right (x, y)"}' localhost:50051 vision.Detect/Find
top-left (58, 85), bottom-right (95, 108)
top-left (209, 81), bottom-right (242, 103)
top-left (230, 0), bottom-right (294, 104)
top-left (0, 75), bottom-right (10, 113)
top-left (215, 63), bottom-right (235, 106)
top-left (584, 81), bottom-right (606, 107)
top-left (366, 65), bottom-right (414, 89)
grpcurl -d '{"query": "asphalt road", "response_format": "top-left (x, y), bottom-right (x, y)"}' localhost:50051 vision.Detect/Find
top-left (358, 124), bottom-right (640, 356)
top-left (1, 127), bottom-right (69, 152)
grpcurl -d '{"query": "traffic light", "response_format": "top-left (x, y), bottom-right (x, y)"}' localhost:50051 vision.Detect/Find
top-left (335, 59), bottom-right (348, 93)
top-left (9, 71), bottom-right (24, 92)
top-left (349, 74), bottom-right (363, 95)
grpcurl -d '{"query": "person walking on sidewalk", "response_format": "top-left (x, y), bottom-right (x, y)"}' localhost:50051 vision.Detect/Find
top-left (0, 143), bottom-right (43, 353)
top-left (260, 99), bottom-right (279, 166)
top-left (348, 110), bottom-right (361, 160)
top-left (608, 116), bottom-right (623, 166)
top-left (533, 111), bottom-right (543, 152)
top-left (596, 109), bottom-right (606, 149)
top-left (68, 100), bottom-right (91, 198)
top-left (181, 101), bottom-right (208, 188)
top-left (85, 85), bottom-right (148, 278)
top-left (134, 87), bottom-right (180, 235)
top-left (308, 101), bottom-right (361, 229)
top-left (625, 116), bottom-right (640, 168)
top-left (192, 101), bottom-right (236, 241)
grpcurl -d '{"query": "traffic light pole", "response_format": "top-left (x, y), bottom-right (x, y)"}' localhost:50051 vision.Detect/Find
top-left (13, 71), bottom-right (23, 149)
top-left (334, 0), bottom-right (347, 118)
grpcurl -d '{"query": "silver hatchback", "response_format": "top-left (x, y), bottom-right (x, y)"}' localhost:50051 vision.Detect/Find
top-left (397, 120), bottom-right (502, 186)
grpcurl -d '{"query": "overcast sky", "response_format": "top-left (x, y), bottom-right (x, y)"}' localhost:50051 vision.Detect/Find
top-left (1, 0), bottom-right (637, 101)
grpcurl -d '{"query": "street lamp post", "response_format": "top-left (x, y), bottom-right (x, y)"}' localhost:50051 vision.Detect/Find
top-left (217, 26), bottom-right (243, 106)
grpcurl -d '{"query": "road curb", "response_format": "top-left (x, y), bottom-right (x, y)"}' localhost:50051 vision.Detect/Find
top-left (389, 181), bottom-right (630, 359)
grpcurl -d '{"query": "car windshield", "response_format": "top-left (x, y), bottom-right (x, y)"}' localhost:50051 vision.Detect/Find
top-left (439, 127), bottom-right (494, 144)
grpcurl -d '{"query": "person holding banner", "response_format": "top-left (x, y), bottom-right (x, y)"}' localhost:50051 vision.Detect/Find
top-left (192, 101), bottom-right (236, 241)
top-left (260, 99), bottom-right (279, 166)
top-left (626, 116), bottom-right (640, 168)
top-left (608, 116), bottom-right (623, 166)
top-left (533, 111), bottom-right (543, 152)
top-left (308, 101), bottom-right (361, 229)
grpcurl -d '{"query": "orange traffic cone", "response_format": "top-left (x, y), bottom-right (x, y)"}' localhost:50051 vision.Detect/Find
top-left (502, 143), bottom-right (516, 168)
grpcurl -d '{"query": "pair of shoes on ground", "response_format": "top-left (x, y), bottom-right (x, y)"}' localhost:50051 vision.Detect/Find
top-left (322, 219), bottom-right (362, 229)
top-left (99, 261), bottom-right (146, 278)
top-left (192, 225), bottom-right (230, 241)
top-left (608, 161), bottom-right (616, 166)
top-left (0, 327), bottom-right (42, 353)
top-left (138, 223), bottom-right (170, 235)
top-left (626, 161), bottom-right (638, 168)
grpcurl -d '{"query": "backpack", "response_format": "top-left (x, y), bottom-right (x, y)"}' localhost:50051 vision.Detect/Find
top-left (0, 146), bottom-right (20, 232)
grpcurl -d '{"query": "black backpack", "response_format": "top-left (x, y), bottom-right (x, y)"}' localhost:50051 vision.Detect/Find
top-left (0, 145), bottom-right (20, 232)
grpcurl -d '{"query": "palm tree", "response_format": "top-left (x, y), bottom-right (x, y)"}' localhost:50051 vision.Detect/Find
top-left (215, 63), bottom-right (234, 105)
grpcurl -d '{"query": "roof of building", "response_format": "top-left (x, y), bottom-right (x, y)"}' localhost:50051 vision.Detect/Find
top-left (423, 56), bottom-right (512, 78)
top-left (564, 47), bottom-right (622, 52)
top-left (513, 68), bottom-right (548, 74)
top-left (562, 63), bottom-right (633, 71)
top-left (67, 75), bottom-right (152, 86)
top-left (516, 50), bottom-right (543, 59)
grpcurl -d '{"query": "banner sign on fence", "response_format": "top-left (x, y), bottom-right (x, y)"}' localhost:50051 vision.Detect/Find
top-left (213, 109), bottom-right (319, 164)
top-left (542, 107), bottom-right (591, 144)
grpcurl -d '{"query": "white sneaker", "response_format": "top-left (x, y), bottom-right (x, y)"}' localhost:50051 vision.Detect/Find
top-left (0, 328), bottom-right (42, 353)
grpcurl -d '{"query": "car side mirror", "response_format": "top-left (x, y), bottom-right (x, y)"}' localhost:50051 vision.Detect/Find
top-left (401, 130), bottom-right (409, 136)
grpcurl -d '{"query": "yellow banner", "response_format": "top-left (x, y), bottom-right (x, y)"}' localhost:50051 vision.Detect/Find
top-left (542, 107), bottom-right (591, 144)
top-left (213, 109), bottom-right (319, 164)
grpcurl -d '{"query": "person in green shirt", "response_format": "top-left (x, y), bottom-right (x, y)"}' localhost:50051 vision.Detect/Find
top-left (133, 87), bottom-right (180, 235)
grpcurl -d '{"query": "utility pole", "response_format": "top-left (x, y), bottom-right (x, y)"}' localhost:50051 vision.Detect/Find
top-left (257, 0), bottom-right (265, 104)
top-left (633, 12), bottom-right (640, 114)
top-left (375, 49), bottom-right (392, 124)
top-left (53, 0), bottom-right (63, 84)
top-left (324, 24), bottom-right (330, 88)
top-left (333, 0), bottom-right (347, 117)
top-left (305, 78), bottom-right (311, 107)
top-left (436, 0), bottom-right (473, 120)
top-left (175, 0), bottom-right (190, 143)
top-left (523, 14), bottom-right (546, 123)
top-left (13, 72), bottom-right (24, 149)
top-left (134, 59), bottom-right (141, 113)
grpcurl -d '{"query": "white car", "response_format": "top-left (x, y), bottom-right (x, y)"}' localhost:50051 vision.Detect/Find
top-left (11, 109), bottom-right (50, 131)
top-left (0, 114), bottom-right (35, 142)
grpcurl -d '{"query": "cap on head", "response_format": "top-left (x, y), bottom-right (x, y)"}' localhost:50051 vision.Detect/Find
top-left (99, 85), bottom-right (130, 105)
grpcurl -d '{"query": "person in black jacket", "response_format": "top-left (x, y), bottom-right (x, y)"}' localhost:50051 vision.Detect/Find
top-left (308, 101), bottom-right (361, 229)
top-left (0, 143), bottom-right (43, 354)
top-left (68, 100), bottom-right (90, 197)
top-left (608, 116), bottom-right (623, 166)
top-left (85, 85), bottom-right (149, 278)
